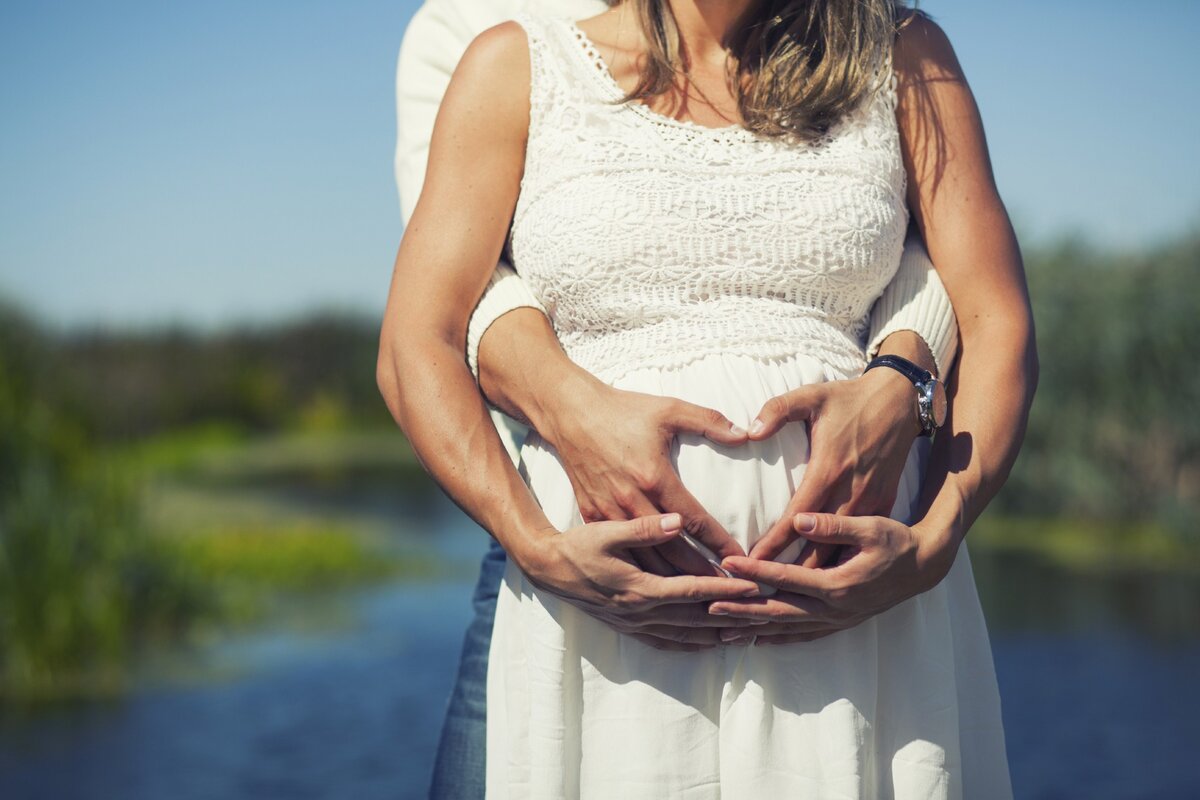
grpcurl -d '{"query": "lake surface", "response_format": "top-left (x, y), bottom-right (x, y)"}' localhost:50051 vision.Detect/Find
top-left (2, 493), bottom-right (1199, 799)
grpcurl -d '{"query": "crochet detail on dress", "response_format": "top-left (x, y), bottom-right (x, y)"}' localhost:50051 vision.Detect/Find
top-left (509, 11), bottom-right (909, 384)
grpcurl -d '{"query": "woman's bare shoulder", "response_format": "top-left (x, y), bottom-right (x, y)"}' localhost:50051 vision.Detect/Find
top-left (893, 11), bottom-right (966, 84)
top-left (459, 19), bottom-right (532, 73)
top-left (416, 20), bottom-right (534, 232)
top-left (440, 20), bottom-right (534, 135)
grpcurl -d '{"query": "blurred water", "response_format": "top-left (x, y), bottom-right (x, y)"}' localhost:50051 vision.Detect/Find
top-left (1, 495), bottom-right (1198, 799)
top-left (0, 580), bottom-right (475, 800)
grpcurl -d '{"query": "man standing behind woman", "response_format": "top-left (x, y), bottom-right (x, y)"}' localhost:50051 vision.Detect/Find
top-left (387, 0), bottom-right (1035, 797)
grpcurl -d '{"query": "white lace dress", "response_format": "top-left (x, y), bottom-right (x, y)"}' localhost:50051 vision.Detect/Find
top-left (485, 12), bottom-right (1012, 799)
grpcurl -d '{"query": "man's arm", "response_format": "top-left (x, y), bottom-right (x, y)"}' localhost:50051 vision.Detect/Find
top-left (472, 237), bottom-right (961, 578)
top-left (865, 224), bottom-right (959, 380)
top-left (474, 247), bottom-right (958, 584)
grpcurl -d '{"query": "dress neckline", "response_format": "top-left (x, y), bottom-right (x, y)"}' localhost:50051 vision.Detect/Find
top-left (560, 17), bottom-right (762, 145)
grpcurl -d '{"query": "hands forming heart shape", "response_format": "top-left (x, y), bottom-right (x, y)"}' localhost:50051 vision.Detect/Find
top-left (526, 366), bottom-right (958, 651)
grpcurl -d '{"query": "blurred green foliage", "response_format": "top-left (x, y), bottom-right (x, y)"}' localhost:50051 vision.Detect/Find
top-left (1, 229), bottom-right (1197, 701)
top-left (0, 304), bottom-right (417, 702)
top-left (56, 310), bottom-right (393, 440)
top-left (970, 515), bottom-right (1200, 575)
top-left (996, 231), bottom-right (1200, 534)
top-left (0, 304), bottom-right (211, 700)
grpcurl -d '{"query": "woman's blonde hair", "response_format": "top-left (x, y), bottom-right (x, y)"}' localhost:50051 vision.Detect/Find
top-left (606, 0), bottom-right (917, 142)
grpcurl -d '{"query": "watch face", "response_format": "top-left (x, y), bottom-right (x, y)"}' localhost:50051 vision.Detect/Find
top-left (930, 379), bottom-right (948, 428)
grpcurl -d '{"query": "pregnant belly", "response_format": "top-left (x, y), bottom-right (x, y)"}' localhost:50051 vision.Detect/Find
top-left (518, 352), bottom-right (834, 557)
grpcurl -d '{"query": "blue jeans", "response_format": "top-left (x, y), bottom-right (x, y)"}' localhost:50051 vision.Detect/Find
top-left (429, 537), bottom-right (507, 800)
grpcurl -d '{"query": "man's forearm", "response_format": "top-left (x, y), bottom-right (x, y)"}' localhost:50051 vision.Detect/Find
top-left (474, 232), bottom-right (954, 438)
top-left (865, 225), bottom-right (960, 379)
top-left (480, 318), bottom-right (942, 433)
top-left (477, 306), bottom-right (600, 436)
top-left (873, 329), bottom-right (938, 378)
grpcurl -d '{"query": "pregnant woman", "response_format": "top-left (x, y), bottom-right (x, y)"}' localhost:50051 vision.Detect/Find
top-left (378, 1), bottom-right (1036, 796)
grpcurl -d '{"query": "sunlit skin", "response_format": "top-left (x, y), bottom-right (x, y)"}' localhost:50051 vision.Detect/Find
top-left (376, 1), bottom-right (1036, 649)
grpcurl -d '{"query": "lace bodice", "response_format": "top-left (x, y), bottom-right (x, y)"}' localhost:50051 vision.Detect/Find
top-left (506, 11), bottom-right (910, 383)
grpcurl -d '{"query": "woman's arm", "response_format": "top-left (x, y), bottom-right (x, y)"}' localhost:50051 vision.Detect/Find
top-left (707, 14), bottom-right (1038, 638)
top-left (377, 21), bottom-right (759, 642)
top-left (895, 13), bottom-right (1038, 552)
top-left (394, 1), bottom-right (547, 469)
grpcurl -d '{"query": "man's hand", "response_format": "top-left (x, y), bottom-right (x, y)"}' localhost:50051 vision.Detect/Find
top-left (744, 369), bottom-right (920, 565)
top-left (705, 512), bottom-right (958, 645)
top-left (476, 308), bottom-right (749, 578)
top-left (747, 331), bottom-right (935, 567)
top-left (536, 375), bottom-right (752, 578)
top-left (520, 512), bottom-right (767, 651)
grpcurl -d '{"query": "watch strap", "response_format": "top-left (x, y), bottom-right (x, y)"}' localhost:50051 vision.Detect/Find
top-left (864, 354), bottom-right (939, 437)
top-left (864, 354), bottom-right (933, 387)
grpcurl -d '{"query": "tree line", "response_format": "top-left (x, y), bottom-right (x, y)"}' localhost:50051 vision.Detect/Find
top-left (2, 229), bottom-right (1197, 535)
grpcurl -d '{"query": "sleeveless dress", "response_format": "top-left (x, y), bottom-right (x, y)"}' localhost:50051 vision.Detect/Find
top-left (486, 12), bottom-right (1013, 799)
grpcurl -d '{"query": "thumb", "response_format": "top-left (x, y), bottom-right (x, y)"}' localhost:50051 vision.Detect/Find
top-left (602, 512), bottom-right (683, 551)
top-left (666, 400), bottom-right (748, 445)
top-left (792, 512), bottom-right (870, 547)
top-left (749, 386), bottom-right (824, 440)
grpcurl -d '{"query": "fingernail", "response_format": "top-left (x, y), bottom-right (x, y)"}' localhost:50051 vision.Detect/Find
top-left (661, 513), bottom-right (681, 531)
top-left (709, 606), bottom-right (728, 616)
top-left (750, 619), bottom-right (770, 625)
top-left (740, 586), bottom-right (761, 597)
top-left (794, 513), bottom-right (816, 532)
top-left (729, 423), bottom-right (747, 436)
top-left (749, 419), bottom-right (765, 435)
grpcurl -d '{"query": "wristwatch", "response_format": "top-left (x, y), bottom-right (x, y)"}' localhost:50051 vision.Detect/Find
top-left (864, 354), bottom-right (947, 437)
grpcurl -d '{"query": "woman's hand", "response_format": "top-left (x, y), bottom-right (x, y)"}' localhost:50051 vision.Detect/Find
top-left (745, 352), bottom-right (928, 566)
top-left (520, 512), bottom-right (766, 651)
top-left (706, 512), bottom-right (958, 645)
top-left (527, 369), bottom-right (753, 579)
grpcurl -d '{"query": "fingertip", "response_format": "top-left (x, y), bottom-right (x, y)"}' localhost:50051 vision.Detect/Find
top-left (660, 513), bottom-right (682, 532)
top-left (704, 417), bottom-right (749, 446)
top-left (720, 555), bottom-right (750, 573)
top-left (750, 547), bottom-right (779, 563)
top-left (747, 533), bottom-right (782, 561)
top-left (793, 513), bottom-right (817, 533)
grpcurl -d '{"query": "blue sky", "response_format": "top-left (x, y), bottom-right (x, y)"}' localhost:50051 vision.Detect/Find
top-left (1, 0), bottom-right (1197, 330)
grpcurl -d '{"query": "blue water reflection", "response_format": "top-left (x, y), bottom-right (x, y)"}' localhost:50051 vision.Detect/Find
top-left (1, 497), bottom-right (1198, 799)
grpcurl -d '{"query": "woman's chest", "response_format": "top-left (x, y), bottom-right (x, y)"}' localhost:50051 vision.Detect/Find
top-left (509, 134), bottom-right (908, 301)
